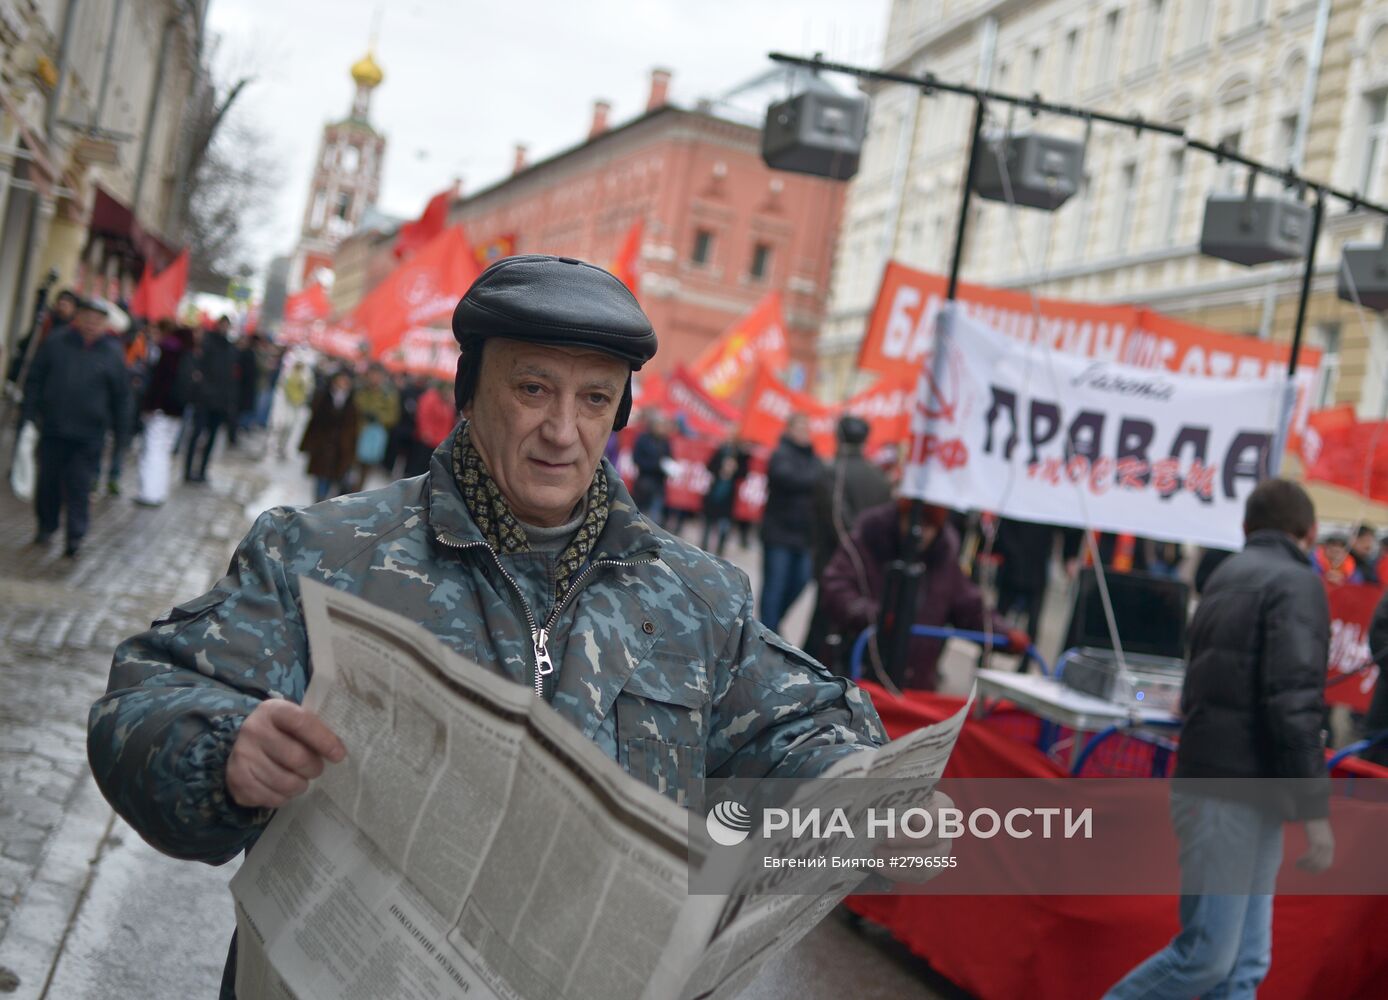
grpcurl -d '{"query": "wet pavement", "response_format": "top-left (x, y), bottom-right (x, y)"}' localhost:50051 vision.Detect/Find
top-left (0, 430), bottom-right (962, 999)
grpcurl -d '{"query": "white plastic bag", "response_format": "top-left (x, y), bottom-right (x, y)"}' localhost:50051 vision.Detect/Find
top-left (9, 422), bottom-right (37, 501)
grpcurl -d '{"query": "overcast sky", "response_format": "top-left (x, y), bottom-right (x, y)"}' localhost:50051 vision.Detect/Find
top-left (207, 0), bottom-right (888, 275)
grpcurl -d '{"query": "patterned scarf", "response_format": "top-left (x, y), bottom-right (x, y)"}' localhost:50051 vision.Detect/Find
top-left (453, 425), bottom-right (610, 597)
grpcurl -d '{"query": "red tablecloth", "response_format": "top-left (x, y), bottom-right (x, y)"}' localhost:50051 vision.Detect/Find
top-left (845, 684), bottom-right (1388, 1000)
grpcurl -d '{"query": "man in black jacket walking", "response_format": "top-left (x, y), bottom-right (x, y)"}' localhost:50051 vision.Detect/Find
top-left (760, 413), bottom-right (823, 633)
top-left (20, 299), bottom-right (132, 557)
top-left (1105, 478), bottom-right (1334, 999)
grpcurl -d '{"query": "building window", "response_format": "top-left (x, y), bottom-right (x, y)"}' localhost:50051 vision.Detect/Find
top-left (1099, 10), bottom-right (1122, 87)
top-left (1360, 91), bottom-right (1388, 198)
top-left (749, 242), bottom-right (773, 281)
top-left (310, 191), bottom-right (326, 229)
top-left (335, 192), bottom-right (351, 221)
top-left (691, 228), bottom-right (714, 266)
top-left (1140, 0), bottom-right (1165, 69)
top-left (1310, 322), bottom-right (1341, 409)
top-left (1276, 112), bottom-right (1300, 166)
top-left (1164, 149), bottom-right (1186, 243)
top-left (1237, 0), bottom-right (1268, 30)
top-left (1184, 0), bottom-right (1213, 50)
top-left (1071, 173), bottom-right (1093, 261)
top-left (342, 145), bottom-right (360, 173)
top-left (1216, 129), bottom-right (1243, 192)
top-left (1115, 162), bottom-right (1139, 253)
top-left (1061, 29), bottom-right (1080, 97)
top-left (1028, 45), bottom-right (1043, 89)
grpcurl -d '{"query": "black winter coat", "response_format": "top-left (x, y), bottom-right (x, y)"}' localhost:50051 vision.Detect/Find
top-left (811, 448), bottom-right (892, 580)
top-left (1175, 530), bottom-right (1330, 819)
top-left (761, 436), bottom-right (823, 550)
top-left (20, 327), bottom-right (132, 443)
top-left (1361, 592), bottom-right (1388, 748)
top-left (177, 332), bottom-right (238, 417)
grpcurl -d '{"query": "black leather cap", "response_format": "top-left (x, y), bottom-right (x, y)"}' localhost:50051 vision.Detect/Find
top-left (451, 254), bottom-right (657, 369)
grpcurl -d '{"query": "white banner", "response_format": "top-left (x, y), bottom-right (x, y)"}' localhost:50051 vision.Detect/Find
top-left (900, 306), bottom-right (1288, 549)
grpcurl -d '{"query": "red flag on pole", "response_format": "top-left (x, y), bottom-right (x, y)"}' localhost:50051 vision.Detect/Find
top-left (394, 184), bottom-right (457, 261)
top-left (131, 250), bottom-right (189, 321)
top-left (611, 218), bottom-right (643, 293)
top-left (688, 292), bottom-right (789, 401)
top-left (358, 226), bottom-right (481, 360)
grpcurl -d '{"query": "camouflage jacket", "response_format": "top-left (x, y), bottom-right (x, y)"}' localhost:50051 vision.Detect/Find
top-left (89, 423), bottom-right (885, 869)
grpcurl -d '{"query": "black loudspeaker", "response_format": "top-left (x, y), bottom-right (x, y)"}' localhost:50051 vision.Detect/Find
top-left (1338, 236), bottom-right (1388, 311)
top-left (971, 133), bottom-right (1085, 209)
top-left (762, 87), bottom-right (868, 181)
top-left (1199, 194), bottom-right (1312, 266)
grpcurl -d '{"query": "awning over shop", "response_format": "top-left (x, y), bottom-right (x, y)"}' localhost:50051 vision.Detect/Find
top-left (89, 185), bottom-right (177, 272)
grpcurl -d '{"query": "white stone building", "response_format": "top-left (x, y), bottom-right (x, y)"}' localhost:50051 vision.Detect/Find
top-left (822, 0), bottom-right (1388, 469)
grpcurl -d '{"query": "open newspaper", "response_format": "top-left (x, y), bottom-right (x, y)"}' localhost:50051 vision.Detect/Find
top-left (230, 580), bottom-right (969, 1000)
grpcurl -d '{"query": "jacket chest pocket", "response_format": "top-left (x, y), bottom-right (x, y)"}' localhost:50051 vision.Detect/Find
top-left (615, 658), bottom-right (709, 809)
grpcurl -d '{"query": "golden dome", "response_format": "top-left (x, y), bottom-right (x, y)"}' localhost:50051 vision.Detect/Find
top-left (351, 51), bottom-right (383, 89)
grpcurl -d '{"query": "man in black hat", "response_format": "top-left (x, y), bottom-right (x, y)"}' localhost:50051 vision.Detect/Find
top-left (21, 297), bottom-right (131, 558)
top-left (92, 256), bottom-right (921, 996)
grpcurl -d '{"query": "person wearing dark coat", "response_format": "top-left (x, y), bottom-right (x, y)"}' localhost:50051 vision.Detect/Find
top-left (1361, 591), bottom-right (1388, 764)
top-left (805, 415), bottom-right (893, 670)
top-left (1193, 546), bottom-right (1235, 596)
top-left (819, 501), bottom-right (1024, 690)
top-left (228, 327), bottom-right (260, 445)
top-left (179, 323), bottom-right (238, 483)
top-left (759, 414), bottom-right (824, 633)
top-left (700, 437), bottom-right (749, 557)
top-left (1105, 478), bottom-right (1334, 999)
top-left (20, 299), bottom-right (132, 557)
top-left (991, 518), bottom-right (1064, 645)
top-left (630, 411), bottom-right (672, 525)
top-left (299, 371), bottom-right (361, 502)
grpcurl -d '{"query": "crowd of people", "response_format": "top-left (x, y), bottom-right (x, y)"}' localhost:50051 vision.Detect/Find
top-left (8, 252), bottom-right (1371, 1000)
top-left (8, 288), bottom-right (462, 556)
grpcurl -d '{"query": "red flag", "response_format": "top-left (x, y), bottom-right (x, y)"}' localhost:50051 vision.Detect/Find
top-left (611, 218), bottom-right (643, 293)
top-left (394, 184), bottom-right (457, 261)
top-left (688, 293), bottom-right (789, 401)
top-left (359, 226), bottom-right (481, 360)
top-left (663, 365), bottom-right (741, 438)
top-left (131, 251), bottom-right (188, 321)
top-left (279, 283), bottom-right (332, 345)
top-left (1302, 406), bottom-right (1388, 503)
top-left (130, 266), bottom-right (152, 318)
top-left (736, 363), bottom-right (838, 455)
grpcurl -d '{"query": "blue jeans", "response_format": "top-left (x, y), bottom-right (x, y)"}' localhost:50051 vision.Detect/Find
top-left (760, 544), bottom-right (812, 633)
top-left (1104, 792), bottom-right (1283, 1000)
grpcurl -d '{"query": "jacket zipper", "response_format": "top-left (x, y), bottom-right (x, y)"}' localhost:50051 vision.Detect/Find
top-left (436, 535), bottom-right (654, 698)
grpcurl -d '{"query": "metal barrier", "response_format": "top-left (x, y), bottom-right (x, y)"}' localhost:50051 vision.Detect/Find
top-left (1068, 719), bottom-right (1182, 777)
top-left (1328, 729), bottom-right (1388, 770)
top-left (848, 624), bottom-right (1050, 682)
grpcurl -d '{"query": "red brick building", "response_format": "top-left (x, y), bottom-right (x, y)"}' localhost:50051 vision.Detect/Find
top-left (445, 70), bottom-right (848, 381)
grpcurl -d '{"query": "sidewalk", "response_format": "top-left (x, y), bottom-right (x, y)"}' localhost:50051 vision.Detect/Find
top-left (0, 436), bottom-right (273, 996)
